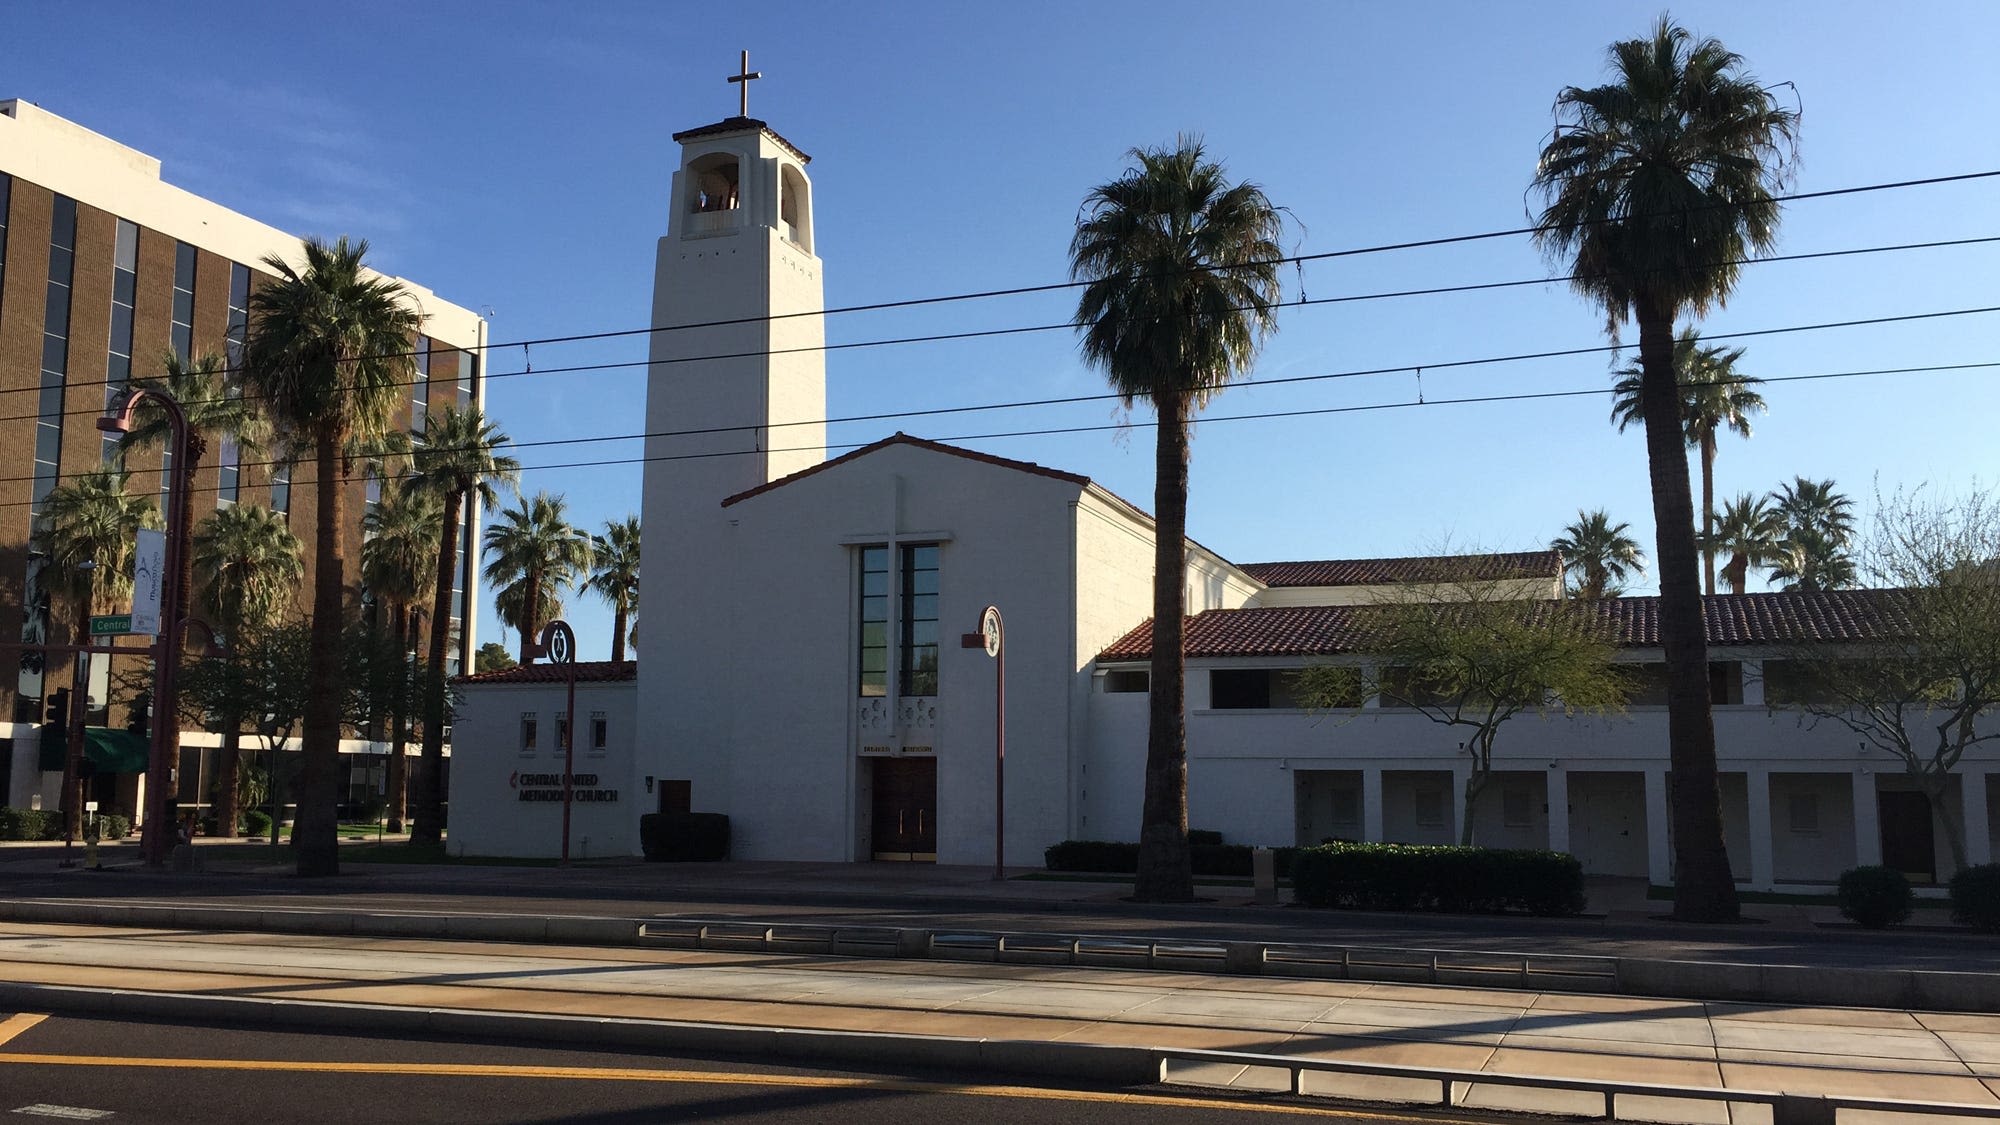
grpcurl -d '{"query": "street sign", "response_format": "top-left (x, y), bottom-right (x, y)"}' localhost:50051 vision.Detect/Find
top-left (130, 528), bottom-right (164, 635)
top-left (89, 614), bottom-right (133, 637)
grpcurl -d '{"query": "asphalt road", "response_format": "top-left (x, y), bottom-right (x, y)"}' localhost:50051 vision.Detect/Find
top-left (0, 1011), bottom-right (1438, 1125)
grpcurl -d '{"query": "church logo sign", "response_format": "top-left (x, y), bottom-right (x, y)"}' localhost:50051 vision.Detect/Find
top-left (508, 771), bottom-right (619, 803)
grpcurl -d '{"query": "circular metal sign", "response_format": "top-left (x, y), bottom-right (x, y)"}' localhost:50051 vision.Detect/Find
top-left (540, 620), bottom-right (577, 665)
top-left (981, 606), bottom-right (1002, 657)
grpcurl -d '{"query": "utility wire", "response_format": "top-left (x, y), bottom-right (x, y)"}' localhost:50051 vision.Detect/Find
top-left (6, 357), bottom-right (1991, 510)
top-left (2, 232), bottom-right (1994, 424)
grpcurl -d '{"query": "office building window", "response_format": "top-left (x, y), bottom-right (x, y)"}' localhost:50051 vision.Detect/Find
top-left (457, 348), bottom-right (476, 405)
top-left (900, 544), bottom-right (940, 697)
top-left (857, 546), bottom-right (887, 697)
top-left (170, 241), bottom-right (196, 363)
top-left (411, 334), bottom-right (430, 430)
top-left (34, 194), bottom-right (77, 518)
top-left (101, 219), bottom-right (139, 467)
top-left (0, 173), bottom-right (11, 313)
top-left (269, 461), bottom-right (291, 517)
top-left (216, 437), bottom-right (239, 507)
top-left (225, 261), bottom-right (250, 368)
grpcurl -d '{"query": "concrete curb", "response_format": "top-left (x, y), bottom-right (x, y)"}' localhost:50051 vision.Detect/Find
top-left (0, 981), bottom-right (1161, 1087)
top-left (7, 897), bottom-right (2000, 1013)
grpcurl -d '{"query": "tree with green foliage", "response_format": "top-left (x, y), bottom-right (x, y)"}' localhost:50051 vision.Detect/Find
top-left (1610, 331), bottom-right (1765, 593)
top-left (176, 620), bottom-right (310, 843)
top-left (1769, 488), bottom-right (2000, 870)
top-left (361, 481), bottom-right (440, 832)
top-left (1070, 137), bottom-right (1284, 902)
top-left (241, 236), bottom-right (421, 876)
top-left (474, 642), bottom-right (517, 675)
top-left (1296, 575), bottom-right (1629, 844)
top-left (1769, 476), bottom-right (1856, 591)
top-left (1549, 509), bottom-right (1646, 600)
top-left (191, 503), bottom-right (302, 835)
top-left (405, 403), bottom-right (518, 845)
top-left (586, 516), bottom-right (641, 662)
top-left (483, 492), bottom-right (593, 665)
top-left (1702, 492), bottom-right (1785, 595)
top-left (1531, 16), bottom-right (1797, 921)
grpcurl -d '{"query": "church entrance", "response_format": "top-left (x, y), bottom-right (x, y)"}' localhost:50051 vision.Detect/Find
top-left (870, 756), bottom-right (936, 862)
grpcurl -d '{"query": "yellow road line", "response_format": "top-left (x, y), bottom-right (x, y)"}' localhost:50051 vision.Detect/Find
top-left (0, 1052), bottom-right (1485, 1122)
top-left (0, 1013), bottom-right (45, 1047)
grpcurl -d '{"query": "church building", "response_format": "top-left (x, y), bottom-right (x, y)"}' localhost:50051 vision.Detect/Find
top-left (449, 99), bottom-right (2000, 892)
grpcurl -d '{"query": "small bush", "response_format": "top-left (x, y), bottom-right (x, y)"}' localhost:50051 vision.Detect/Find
top-left (1291, 842), bottom-right (1587, 916)
top-left (346, 798), bottom-right (387, 824)
top-left (641, 812), bottom-right (730, 861)
top-left (96, 812), bottom-right (132, 840)
top-left (1836, 866), bottom-right (1913, 929)
top-left (241, 810), bottom-right (273, 838)
top-left (1187, 829), bottom-right (1224, 847)
top-left (0, 808), bottom-right (57, 841)
top-left (1951, 863), bottom-right (2000, 933)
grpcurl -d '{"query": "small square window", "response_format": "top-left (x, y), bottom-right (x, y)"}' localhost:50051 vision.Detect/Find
top-left (591, 711), bottom-right (607, 752)
top-left (1414, 788), bottom-right (1445, 828)
top-left (519, 713), bottom-right (537, 753)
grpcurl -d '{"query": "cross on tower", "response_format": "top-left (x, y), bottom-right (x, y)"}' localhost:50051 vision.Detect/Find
top-left (727, 50), bottom-right (762, 117)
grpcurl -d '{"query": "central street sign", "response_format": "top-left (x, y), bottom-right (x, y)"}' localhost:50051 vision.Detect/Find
top-left (89, 614), bottom-right (134, 637)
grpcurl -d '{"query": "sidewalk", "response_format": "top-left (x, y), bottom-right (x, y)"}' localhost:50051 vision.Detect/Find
top-left (0, 919), bottom-right (1994, 1121)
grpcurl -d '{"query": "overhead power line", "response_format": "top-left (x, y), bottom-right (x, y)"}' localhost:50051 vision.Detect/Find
top-left (2, 232), bottom-right (1994, 424)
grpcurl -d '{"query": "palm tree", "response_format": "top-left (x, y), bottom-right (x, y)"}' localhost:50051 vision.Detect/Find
top-left (586, 516), bottom-right (641, 662)
top-left (191, 503), bottom-right (302, 835)
top-left (1769, 477), bottom-right (1856, 591)
top-left (1070, 138), bottom-right (1283, 902)
top-left (1550, 509), bottom-right (1646, 599)
top-left (1701, 493), bottom-right (1784, 596)
top-left (240, 236), bottom-right (421, 877)
top-left (1610, 330), bottom-right (1766, 593)
top-left (37, 469), bottom-right (159, 840)
top-left (1532, 17), bottom-right (1797, 922)
top-left (404, 404), bottom-right (518, 846)
top-left (360, 481), bottom-right (440, 833)
top-left (483, 492), bottom-right (593, 663)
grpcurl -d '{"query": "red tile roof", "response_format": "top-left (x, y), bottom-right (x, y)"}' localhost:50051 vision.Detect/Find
top-left (721, 432), bottom-right (1089, 507)
top-left (1098, 590), bottom-right (1910, 662)
top-left (1240, 551), bottom-right (1562, 588)
top-left (670, 116), bottom-right (811, 164)
top-left (457, 661), bottom-right (638, 686)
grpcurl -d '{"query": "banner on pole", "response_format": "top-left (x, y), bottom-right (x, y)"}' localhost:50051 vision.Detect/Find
top-left (131, 528), bottom-right (164, 636)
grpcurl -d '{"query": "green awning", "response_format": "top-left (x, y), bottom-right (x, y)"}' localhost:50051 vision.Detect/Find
top-left (39, 727), bottom-right (151, 774)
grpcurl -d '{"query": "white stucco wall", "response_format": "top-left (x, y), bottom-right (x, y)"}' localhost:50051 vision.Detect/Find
top-left (449, 679), bottom-right (639, 859)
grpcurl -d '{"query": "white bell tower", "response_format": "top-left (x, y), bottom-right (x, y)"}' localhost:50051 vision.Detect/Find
top-left (636, 59), bottom-right (826, 805)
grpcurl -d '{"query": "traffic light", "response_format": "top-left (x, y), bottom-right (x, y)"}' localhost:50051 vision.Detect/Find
top-left (43, 687), bottom-right (70, 731)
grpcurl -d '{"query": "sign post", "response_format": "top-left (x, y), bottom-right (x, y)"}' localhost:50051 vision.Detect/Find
top-left (89, 615), bottom-right (133, 637)
top-left (960, 605), bottom-right (1005, 880)
top-left (528, 620), bottom-right (580, 866)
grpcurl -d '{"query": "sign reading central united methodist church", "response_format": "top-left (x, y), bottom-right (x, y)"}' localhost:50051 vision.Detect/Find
top-left (510, 772), bottom-right (619, 803)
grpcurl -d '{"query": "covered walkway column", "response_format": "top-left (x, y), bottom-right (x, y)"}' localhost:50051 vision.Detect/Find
top-left (1853, 771), bottom-right (1882, 867)
top-left (1966, 770), bottom-right (1992, 867)
top-left (1643, 768), bottom-right (1672, 885)
top-left (1362, 767), bottom-right (1384, 843)
top-left (1546, 768), bottom-right (1570, 853)
top-left (1746, 768), bottom-right (1774, 889)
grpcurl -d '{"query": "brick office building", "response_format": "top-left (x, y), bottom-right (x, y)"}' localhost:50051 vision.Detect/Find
top-left (0, 99), bottom-right (489, 819)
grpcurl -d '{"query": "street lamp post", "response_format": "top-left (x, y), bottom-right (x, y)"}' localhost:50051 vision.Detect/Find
top-left (98, 387), bottom-right (191, 868)
top-left (527, 619), bottom-right (579, 865)
top-left (960, 605), bottom-right (1005, 880)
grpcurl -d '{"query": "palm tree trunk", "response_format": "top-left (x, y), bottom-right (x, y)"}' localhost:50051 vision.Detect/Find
top-left (1723, 554), bottom-right (1748, 597)
top-left (387, 602), bottom-right (410, 834)
top-left (1636, 298), bottom-right (1738, 922)
top-left (518, 566), bottom-right (542, 664)
top-left (611, 603), bottom-right (628, 663)
top-left (1700, 435), bottom-right (1717, 596)
top-left (155, 434), bottom-right (205, 832)
top-left (1135, 391), bottom-right (1194, 903)
top-left (295, 428), bottom-right (345, 877)
top-left (412, 488), bottom-right (463, 846)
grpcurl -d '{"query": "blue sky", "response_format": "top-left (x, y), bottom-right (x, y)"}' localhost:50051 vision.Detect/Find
top-left (7, 1), bottom-right (1997, 657)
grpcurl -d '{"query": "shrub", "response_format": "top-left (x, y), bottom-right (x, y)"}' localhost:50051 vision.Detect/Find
top-left (0, 808), bottom-right (57, 841)
top-left (1291, 842), bottom-right (1587, 916)
top-left (96, 813), bottom-right (132, 841)
top-left (1837, 866), bottom-right (1913, 929)
top-left (1951, 863), bottom-right (2000, 933)
top-left (1187, 829), bottom-right (1224, 847)
top-left (641, 812), bottom-right (730, 861)
top-left (346, 798), bottom-right (387, 824)
top-left (241, 809), bottom-right (273, 838)
top-left (1044, 840), bottom-right (1138, 873)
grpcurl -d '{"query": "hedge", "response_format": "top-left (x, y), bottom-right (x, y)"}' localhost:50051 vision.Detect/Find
top-left (1291, 841), bottom-right (1586, 916)
top-left (0, 808), bottom-right (62, 841)
top-left (641, 812), bottom-right (731, 862)
top-left (1043, 839), bottom-right (1298, 879)
top-left (1951, 863), bottom-right (2000, 933)
top-left (1837, 865), bottom-right (1913, 929)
